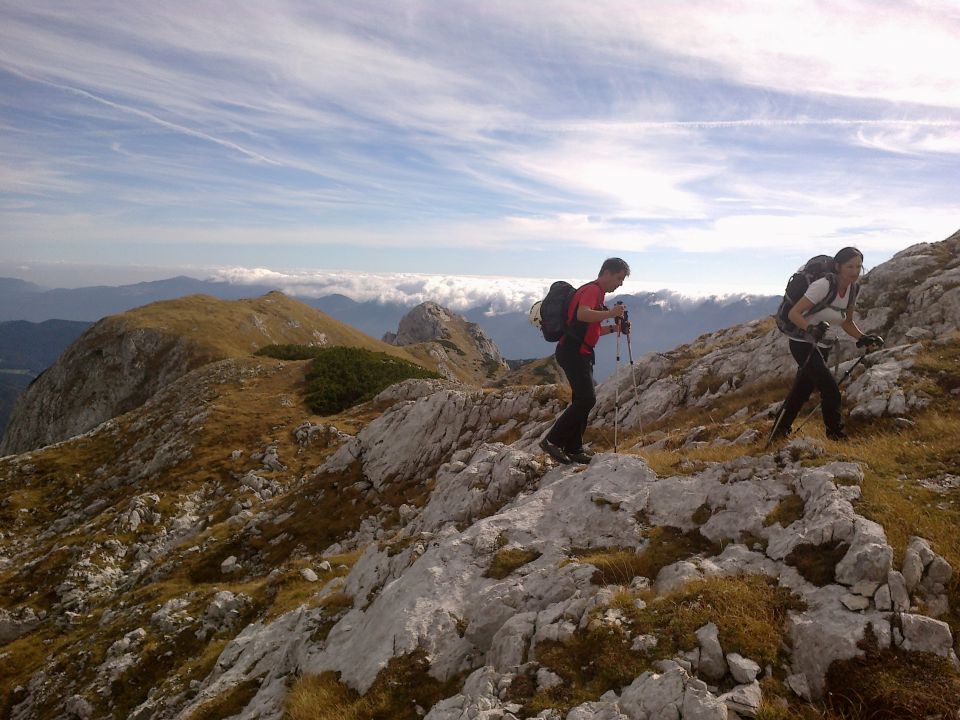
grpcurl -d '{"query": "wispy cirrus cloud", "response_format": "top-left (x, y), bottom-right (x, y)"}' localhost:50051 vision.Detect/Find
top-left (0, 0), bottom-right (957, 287)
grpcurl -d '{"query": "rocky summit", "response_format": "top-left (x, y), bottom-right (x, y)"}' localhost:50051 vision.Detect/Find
top-left (1, 230), bottom-right (960, 720)
top-left (383, 301), bottom-right (510, 385)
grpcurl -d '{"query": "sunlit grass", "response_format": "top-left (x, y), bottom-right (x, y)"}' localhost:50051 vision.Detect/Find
top-left (286, 650), bottom-right (463, 720)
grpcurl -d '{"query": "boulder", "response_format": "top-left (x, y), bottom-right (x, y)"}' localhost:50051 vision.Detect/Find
top-left (694, 623), bottom-right (727, 681)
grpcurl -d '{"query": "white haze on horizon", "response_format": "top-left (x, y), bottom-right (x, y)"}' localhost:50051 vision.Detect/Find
top-left (0, 261), bottom-right (783, 313)
top-left (208, 266), bottom-right (782, 314)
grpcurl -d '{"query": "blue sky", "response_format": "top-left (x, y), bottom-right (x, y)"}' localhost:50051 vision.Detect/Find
top-left (1, 1), bottom-right (958, 306)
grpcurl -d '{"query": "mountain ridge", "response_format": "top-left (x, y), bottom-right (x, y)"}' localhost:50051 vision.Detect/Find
top-left (0, 292), bottom-right (430, 456)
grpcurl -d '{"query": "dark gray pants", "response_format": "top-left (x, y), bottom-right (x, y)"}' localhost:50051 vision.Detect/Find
top-left (547, 342), bottom-right (596, 452)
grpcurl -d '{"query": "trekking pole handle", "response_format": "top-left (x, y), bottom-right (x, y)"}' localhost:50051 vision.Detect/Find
top-left (613, 301), bottom-right (630, 335)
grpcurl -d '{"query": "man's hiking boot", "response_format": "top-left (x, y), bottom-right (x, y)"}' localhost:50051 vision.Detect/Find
top-left (566, 448), bottom-right (594, 464)
top-left (827, 429), bottom-right (849, 441)
top-left (539, 437), bottom-right (571, 464)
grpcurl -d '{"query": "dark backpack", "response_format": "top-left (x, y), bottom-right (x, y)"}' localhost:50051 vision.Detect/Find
top-left (775, 255), bottom-right (858, 338)
top-left (531, 280), bottom-right (605, 343)
top-left (531, 281), bottom-right (577, 342)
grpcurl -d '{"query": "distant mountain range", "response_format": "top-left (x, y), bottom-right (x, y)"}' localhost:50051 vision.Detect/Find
top-left (0, 276), bottom-right (278, 323)
top-left (0, 275), bottom-right (779, 441)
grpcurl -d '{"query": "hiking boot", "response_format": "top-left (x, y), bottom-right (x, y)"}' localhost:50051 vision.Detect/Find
top-left (539, 437), bottom-right (571, 464)
top-left (566, 449), bottom-right (594, 464)
top-left (826, 429), bottom-right (849, 441)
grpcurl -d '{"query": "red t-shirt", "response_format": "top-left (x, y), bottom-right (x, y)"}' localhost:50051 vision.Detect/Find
top-left (562, 281), bottom-right (605, 355)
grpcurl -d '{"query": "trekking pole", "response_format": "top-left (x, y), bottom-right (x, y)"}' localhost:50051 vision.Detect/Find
top-left (624, 317), bottom-right (644, 447)
top-left (793, 351), bottom-right (869, 435)
top-left (765, 342), bottom-right (819, 448)
top-left (614, 321), bottom-right (622, 453)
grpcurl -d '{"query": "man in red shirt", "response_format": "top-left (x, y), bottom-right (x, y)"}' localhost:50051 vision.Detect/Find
top-left (540, 257), bottom-right (630, 464)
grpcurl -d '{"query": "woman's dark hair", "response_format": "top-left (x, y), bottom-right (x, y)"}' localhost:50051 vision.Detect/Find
top-left (600, 257), bottom-right (631, 276)
top-left (834, 246), bottom-right (864, 265)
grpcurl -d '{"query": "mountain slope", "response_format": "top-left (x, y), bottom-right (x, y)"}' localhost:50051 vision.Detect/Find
top-left (1, 230), bottom-right (959, 720)
top-left (0, 292), bottom-right (426, 456)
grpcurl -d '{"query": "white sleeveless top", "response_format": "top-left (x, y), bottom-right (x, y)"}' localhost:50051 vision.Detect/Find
top-left (798, 277), bottom-right (852, 347)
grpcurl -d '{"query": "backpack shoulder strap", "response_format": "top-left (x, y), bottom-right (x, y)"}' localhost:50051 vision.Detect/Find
top-left (849, 281), bottom-right (860, 309)
top-left (564, 280), bottom-right (603, 346)
top-left (806, 273), bottom-right (838, 317)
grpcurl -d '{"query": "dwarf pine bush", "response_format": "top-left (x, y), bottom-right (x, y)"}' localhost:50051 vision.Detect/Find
top-left (302, 347), bottom-right (441, 414)
top-left (256, 344), bottom-right (441, 414)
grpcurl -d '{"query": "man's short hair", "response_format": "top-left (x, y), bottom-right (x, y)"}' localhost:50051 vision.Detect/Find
top-left (599, 257), bottom-right (631, 276)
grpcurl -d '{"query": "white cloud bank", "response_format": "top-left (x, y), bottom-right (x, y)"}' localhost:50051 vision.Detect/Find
top-left (208, 266), bottom-right (782, 314)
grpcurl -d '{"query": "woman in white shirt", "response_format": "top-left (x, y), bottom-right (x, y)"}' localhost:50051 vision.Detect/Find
top-left (772, 247), bottom-right (883, 441)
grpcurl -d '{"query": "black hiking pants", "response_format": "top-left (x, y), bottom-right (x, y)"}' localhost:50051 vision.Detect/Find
top-left (778, 340), bottom-right (843, 436)
top-left (547, 341), bottom-right (596, 452)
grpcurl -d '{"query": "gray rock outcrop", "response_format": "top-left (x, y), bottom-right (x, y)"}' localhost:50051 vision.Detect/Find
top-left (593, 230), bottom-right (960, 431)
top-left (383, 301), bottom-right (508, 369)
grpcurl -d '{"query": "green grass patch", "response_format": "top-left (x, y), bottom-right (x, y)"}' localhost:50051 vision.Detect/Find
top-left (436, 339), bottom-right (466, 356)
top-left (255, 344), bottom-right (326, 360)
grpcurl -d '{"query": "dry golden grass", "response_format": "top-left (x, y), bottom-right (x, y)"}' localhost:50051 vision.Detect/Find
top-left (185, 677), bottom-right (265, 720)
top-left (521, 627), bottom-right (647, 716)
top-left (286, 650), bottom-right (463, 720)
top-left (0, 356), bottom-right (393, 715)
top-left (485, 547), bottom-right (542, 579)
top-left (764, 494), bottom-right (806, 528)
top-left (494, 356), bottom-right (564, 387)
top-left (756, 678), bottom-right (843, 720)
top-left (571, 528), bottom-right (720, 587)
top-left (638, 440), bottom-right (763, 476)
top-left (514, 573), bottom-right (803, 717)
top-left (823, 632), bottom-right (960, 718)
top-left (618, 574), bottom-right (805, 668)
top-left (571, 546), bottom-right (650, 586)
top-left (763, 337), bottom-right (960, 629)
top-left (116, 291), bottom-right (420, 363)
top-left (264, 551), bottom-right (361, 622)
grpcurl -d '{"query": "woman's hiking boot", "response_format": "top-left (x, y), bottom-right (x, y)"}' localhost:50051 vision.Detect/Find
top-left (539, 437), bottom-right (571, 464)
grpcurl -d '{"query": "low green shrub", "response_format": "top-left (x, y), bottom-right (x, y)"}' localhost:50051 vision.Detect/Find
top-left (302, 347), bottom-right (441, 414)
top-left (255, 344), bottom-right (327, 360)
